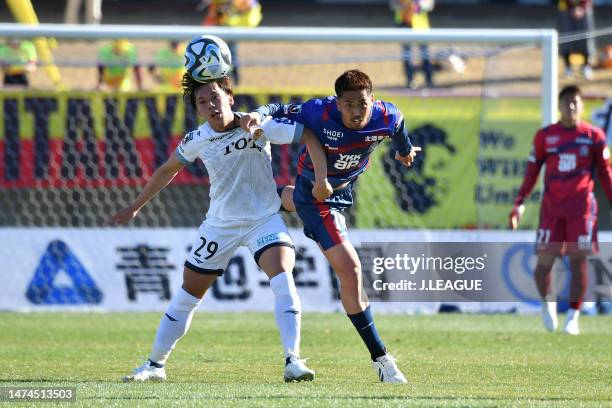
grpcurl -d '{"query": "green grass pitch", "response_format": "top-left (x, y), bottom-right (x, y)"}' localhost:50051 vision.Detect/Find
top-left (0, 312), bottom-right (611, 407)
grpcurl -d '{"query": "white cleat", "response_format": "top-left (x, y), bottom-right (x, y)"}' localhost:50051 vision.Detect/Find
top-left (563, 309), bottom-right (580, 335)
top-left (541, 301), bottom-right (558, 332)
top-left (284, 355), bottom-right (315, 383)
top-left (372, 354), bottom-right (407, 384)
top-left (123, 360), bottom-right (166, 382)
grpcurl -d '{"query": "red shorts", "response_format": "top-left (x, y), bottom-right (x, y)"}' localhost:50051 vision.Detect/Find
top-left (536, 216), bottom-right (598, 255)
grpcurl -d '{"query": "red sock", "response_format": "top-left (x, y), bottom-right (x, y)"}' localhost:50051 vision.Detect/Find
top-left (534, 263), bottom-right (552, 300)
top-left (569, 257), bottom-right (588, 310)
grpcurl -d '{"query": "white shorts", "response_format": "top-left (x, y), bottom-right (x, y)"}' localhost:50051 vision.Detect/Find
top-left (184, 213), bottom-right (294, 275)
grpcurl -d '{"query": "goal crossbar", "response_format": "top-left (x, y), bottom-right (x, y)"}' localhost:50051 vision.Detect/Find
top-left (0, 23), bottom-right (558, 125)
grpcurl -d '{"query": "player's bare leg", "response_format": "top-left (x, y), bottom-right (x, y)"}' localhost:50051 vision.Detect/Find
top-left (280, 185), bottom-right (296, 212)
top-left (564, 254), bottom-right (588, 335)
top-left (258, 245), bottom-right (314, 382)
top-left (124, 267), bottom-right (216, 382)
top-left (324, 241), bottom-right (407, 383)
top-left (534, 253), bottom-right (558, 332)
top-left (324, 241), bottom-right (367, 314)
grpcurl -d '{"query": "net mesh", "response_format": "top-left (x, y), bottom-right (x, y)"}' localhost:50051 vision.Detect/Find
top-left (0, 36), bottom-right (554, 229)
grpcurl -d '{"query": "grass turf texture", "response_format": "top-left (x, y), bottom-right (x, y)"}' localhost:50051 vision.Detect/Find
top-left (0, 312), bottom-right (610, 407)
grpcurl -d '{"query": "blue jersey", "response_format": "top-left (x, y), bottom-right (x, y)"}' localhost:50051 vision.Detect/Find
top-left (255, 96), bottom-right (413, 187)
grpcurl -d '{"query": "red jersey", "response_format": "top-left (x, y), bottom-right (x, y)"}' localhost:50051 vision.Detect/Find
top-left (515, 121), bottom-right (612, 218)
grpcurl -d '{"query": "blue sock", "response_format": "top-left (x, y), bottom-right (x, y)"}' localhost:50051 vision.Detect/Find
top-left (347, 305), bottom-right (387, 361)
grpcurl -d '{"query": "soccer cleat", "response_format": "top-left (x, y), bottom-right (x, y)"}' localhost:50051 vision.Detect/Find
top-left (284, 355), bottom-right (315, 383)
top-left (372, 354), bottom-right (407, 384)
top-left (563, 309), bottom-right (580, 335)
top-left (123, 360), bottom-right (166, 382)
top-left (541, 301), bottom-right (558, 332)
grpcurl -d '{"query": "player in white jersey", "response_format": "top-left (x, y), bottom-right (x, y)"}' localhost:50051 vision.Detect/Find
top-left (108, 74), bottom-right (332, 383)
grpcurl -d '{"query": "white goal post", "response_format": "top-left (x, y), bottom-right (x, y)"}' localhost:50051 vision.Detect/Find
top-left (0, 23), bottom-right (558, 125)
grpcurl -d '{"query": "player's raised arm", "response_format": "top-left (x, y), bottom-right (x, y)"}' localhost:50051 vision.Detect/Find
top-left (509, 130), bottom-right (545, 229)
top-left (240, 101), bottom-right (313, 133)
top-left (257, 116), bottom-right (332, 201)
top-left (392, 115), bottom-right (420, 167)
top-left (106, 152), bottom-right (186, 225)
top-left (240, 103), bottom-right (284, 132)
top-left (593, 128), bottom-right (612, 205)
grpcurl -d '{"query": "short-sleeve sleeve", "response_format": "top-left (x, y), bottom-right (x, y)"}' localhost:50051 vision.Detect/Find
top-left (260, 116), bottom-right (304, 145)
top-left (175, 130), bottom-right (205, 164)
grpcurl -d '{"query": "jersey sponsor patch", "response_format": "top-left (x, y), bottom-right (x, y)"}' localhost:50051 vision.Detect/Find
top-left (365, 135), bottom-right (386, 142)
top-left (334, 153), bottom-right (362, 170)
top-left (272, 117), bottom-right (295, 125)
top-left (558, 153), bottom-right (576, 172)
top-left (181, 131), bottom-right (196, 146)
top-left (545, 135), bottom-right (559, 145)
top-left (257, 232), bottom-right (281, 247)
top-left (323, 128), bottom-right (344, 141)
top-left (579, 145), bottom-right (589, 156)
top-left (575, 136), bottom-right (593, 145)
top-left (284, 104), bottom-right (302, 115)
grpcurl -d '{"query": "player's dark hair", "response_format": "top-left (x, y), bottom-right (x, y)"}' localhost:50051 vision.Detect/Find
top-left (182, 74), bottom-right (234, 110)
top-left (559, 84), bottom-right (581, 101)
top-left (334, 69), bottom-right (372, 97)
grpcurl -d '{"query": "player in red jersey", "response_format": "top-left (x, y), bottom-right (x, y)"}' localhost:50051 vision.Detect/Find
top-left (510, 85), bottom-right (612, 335)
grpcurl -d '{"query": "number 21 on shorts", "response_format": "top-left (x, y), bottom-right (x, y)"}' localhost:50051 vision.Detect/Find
top-left (536, 229), bottom-right (551, 244)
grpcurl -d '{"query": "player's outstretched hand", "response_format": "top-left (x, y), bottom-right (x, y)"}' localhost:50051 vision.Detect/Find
top-left (508, 204), bottom-right (525, 230)
top-left (240, 112), bottom-right (261, 132)
top-left (395, 146), bottom-right (421, 167)
top-left (105, 207), bottom-right (138, 226)
top-left (312, 178), bottom-right (333, 202)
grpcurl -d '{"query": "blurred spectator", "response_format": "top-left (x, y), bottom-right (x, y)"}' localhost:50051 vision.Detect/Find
top-left (148, 41), bottom-right (185, 91)
top-left (200, 0), bottom-right (262, 84)
top-left (558, 0), bottom-right (595, 80)
top-left (64, 0), bottom-right (102, 25)
top-left (0, 39), bottom-right (37, 87)
top-left (97, 39), bottom-right (143, 91)
top-left (598, 45), bottom-right (612, 69)
top-left (390, 0), bottom-right (434, 89)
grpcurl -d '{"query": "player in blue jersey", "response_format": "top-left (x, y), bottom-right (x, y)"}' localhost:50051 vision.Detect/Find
top-left (241, 69), bottom-right (419, 383)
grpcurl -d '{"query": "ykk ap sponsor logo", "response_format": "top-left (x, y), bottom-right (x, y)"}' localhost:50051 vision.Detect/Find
top-left (334, 154), bottom-right (362, 170)
top-left (558, 153), bottom-right (576, 172)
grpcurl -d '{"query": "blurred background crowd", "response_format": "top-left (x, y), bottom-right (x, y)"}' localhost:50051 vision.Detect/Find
top-left (0, 0), bottom-right (611, 94)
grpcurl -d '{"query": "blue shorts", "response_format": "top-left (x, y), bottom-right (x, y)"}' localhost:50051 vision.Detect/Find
top-left (293, 175), bottom-right (354, 251)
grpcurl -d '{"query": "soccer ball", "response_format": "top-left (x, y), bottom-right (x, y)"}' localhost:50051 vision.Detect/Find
top-left (184, 35), bottom-right (232, 82)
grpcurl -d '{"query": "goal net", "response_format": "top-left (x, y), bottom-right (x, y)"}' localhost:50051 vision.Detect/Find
top-left (0, 24), bottom-right (562, 230)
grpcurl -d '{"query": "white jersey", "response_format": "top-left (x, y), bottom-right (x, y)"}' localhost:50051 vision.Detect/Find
top-left (176, 115), bottom-right (304, 227)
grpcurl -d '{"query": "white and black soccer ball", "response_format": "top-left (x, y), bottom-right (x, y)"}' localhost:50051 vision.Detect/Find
top-left (184, 35), bottom-right (232, 82)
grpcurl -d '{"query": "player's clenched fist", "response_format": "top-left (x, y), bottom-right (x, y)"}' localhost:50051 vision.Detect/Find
top-left (508, 204), bottom-right (525, 230)
top-left (240, 112), bottom-right (262, 133)
top-left (312, 178), bottom-right (333, 202)
top-left (395, 146), bottom-right (421, 167)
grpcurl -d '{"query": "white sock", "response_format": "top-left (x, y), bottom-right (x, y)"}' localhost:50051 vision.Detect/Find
top-left (149, 287), bottom-right (202, 365)
top-left (543, 301), bottom-right (557, 314)
top-left (567, 308), bottom-right (580, 322)
top-left (269, 272), bottom-right (301, 358)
